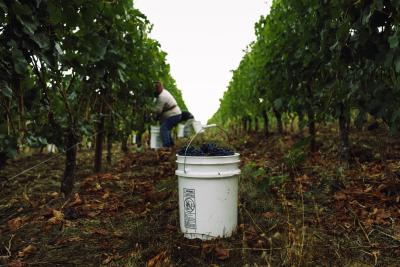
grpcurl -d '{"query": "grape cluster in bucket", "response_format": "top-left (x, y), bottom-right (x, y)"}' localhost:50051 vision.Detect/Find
top-left (177, 143), bottom-right (234, 156)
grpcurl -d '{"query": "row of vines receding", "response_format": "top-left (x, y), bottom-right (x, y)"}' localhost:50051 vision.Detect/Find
top-left (209, 0), bottom-right (400, 161)
top-left (0, 0), bottom-right (187, 195)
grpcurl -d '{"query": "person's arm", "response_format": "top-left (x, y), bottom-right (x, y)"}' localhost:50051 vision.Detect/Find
top-left (154, 94), bottom-right (166, 119)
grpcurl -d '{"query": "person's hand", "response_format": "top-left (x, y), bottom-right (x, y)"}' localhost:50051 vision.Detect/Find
top-left (148, 112), bottom-right (158, 122)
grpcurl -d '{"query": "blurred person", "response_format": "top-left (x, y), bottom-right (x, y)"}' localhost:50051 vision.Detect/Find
top-left (153, 81), bottom-right (182, 147)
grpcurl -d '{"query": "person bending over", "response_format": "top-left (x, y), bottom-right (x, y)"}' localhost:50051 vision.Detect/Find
top-left (154, 81), bottom-right (182, 147)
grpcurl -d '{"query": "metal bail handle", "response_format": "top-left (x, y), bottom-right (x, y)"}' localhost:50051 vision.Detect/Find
top-left (183, 123), bottom-right (230, 173)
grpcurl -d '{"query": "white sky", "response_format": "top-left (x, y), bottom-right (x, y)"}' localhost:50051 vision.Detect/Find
top-left (135, 0), bottom-right (272, 124)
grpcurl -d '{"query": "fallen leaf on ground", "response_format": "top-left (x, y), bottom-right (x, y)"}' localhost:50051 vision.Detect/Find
top-left (215, 246), bottom-right (230, 260)
top-left (8, 217), bottom-right (24, 231)
top-left (7, 259), bottom-right (25, 267)
top-left (344, 222), bottom-right (352, 229)
top-left (55, 236), bottom-right (83, 245)
top-left (87, 211), bottom-right (101, 218)
top-left (23, 191), bottom-right (38, 208)
top-left (113, 230), bottom-right (124, 237)
top-left (49, 192), bottom-right (59, 198)
top-left (147, 250), bottom-right (170, 267)
top-left (70, 193), bottom-right (82, 206)
top-left (102, 191), bottom-right (110, 199)
top-left (101, 173), bottom-right (120, 181)
top-left (262, 211), bottom-right (275, 219)
top-left (372, 208), bottom-right (391, 225)
top-left (102, 253), bottom-right (122, 264)
top-left (95, 183), bottom-right (102, 191)
top-left (18, 245), bottom-right (37, 258)
top-left (91, 228), bottom-right (108, 236)
top-left (48, 209), bottom-right (64, 224)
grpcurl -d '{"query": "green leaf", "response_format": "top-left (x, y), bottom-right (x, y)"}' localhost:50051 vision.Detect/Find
top-left (7, 148), bottom-right (18, 158)
top-left (117, 62), bottom-right (126, 69)
top-left (12, 48), bottom-right (28, 74)
top-left (41, 50), bottom-right (56, 67)
top-left (12, 2), bottom-right (32, 16)
top-left (273, 98), bottom-right (283, 109)
top-left (329, 41), bottom-right (339, 51)
top-left (384, 52), bottom-right (394, 68)
top-left (362, 10), bottom-right (372, 25)
top-left (17, 16), bottom-right (38, 35)
top-left (0, 2), bottom-right (7, 12)
top-left (0, 81), bottom-right (12, 98)
top-left (389, 35), bottom-right (399, 49)
top-left (91, 37), bottom-right (108, 61)
top-left (32, 33), bottom-right (50, 49)
top-left (47, 2), bottom-right (61, 24)
top-left (55, 43), bottom-right (63, 55)
top-left (117, 69), bottom-right (126, 82)
top-left (67, 91), bottom-right (77, 101)
top-left (395, 57), bottom-right (400, 73)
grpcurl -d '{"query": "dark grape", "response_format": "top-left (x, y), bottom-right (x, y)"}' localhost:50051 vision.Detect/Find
top-left (178, 143), bottom-right (234, 156)
top-left (177, 145), bottom-right (205, 156)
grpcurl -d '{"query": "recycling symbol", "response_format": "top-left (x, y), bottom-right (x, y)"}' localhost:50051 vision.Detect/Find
top-left (184, 198), bottom-right (195, 213)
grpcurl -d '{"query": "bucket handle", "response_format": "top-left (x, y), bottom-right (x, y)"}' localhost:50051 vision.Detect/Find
top-left (183, 124), bottom-right (230, 173)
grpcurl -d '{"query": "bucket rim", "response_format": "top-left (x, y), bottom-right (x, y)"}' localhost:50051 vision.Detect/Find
top-left (176, 152), bottom-right (240, 159)
top-left (176, 169), bottom-right (240, 178)
top-left (175, 160), bottom-right (240, 165)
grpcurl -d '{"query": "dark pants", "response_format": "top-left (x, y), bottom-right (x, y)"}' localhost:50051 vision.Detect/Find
top-left (160, 114), bottom-right (182, 147)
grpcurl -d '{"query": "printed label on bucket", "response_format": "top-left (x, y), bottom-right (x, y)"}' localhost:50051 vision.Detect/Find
top-left (183, 188), bottom-right (196, 229)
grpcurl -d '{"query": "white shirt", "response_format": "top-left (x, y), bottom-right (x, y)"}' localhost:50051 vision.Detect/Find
top-left (155, 89), bottom-right (182, 122)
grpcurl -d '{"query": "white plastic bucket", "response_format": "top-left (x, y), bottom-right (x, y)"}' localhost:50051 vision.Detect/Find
top-left (46, 144), bottom-right (58, 153)
top-left (192, 121), bottom-right (203, 134)
top-left (175, 153), bottom-right (240, 240)
top-left (150, 126), bottom-right (162, 149)
top-left (177, 124), bottom-right (185, 138)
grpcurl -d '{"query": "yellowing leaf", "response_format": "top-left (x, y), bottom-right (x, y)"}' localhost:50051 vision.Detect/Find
top-left (48, 210), bottom-right (64, 224)
top-left (52, 209), bottom-right (64, 220)
top-left (95, 183), bottom-right (102, 191)
top-left (102, 254), bottom-right (122, 265)
top-left (50, 192), bottom-right (59, 198)
top-left (23, 191), bottom-right (37, 208)
top-left (7, 259), bottom-right (25, 267)
top-left (70, 193), bottom-right (82, 206)
top-left (18, 244), bottom-right (37, 258)
top-left (87, 211), bottom-right (101, 218)
top-left (147, 250), bottom-right (169, 267)
top-left (8, 217), bottom-right (24, 231)
top-left (102, 191), bottom-right (110, 199)
top-left (262, 211), bottom-right (274, 219)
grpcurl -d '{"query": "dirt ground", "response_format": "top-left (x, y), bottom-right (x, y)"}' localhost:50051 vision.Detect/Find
top-left (0, 127), bottom-right (399, 266)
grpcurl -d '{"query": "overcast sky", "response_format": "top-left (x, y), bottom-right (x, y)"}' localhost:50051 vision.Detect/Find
top-left (135, 0), bottom-right (272, 124)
